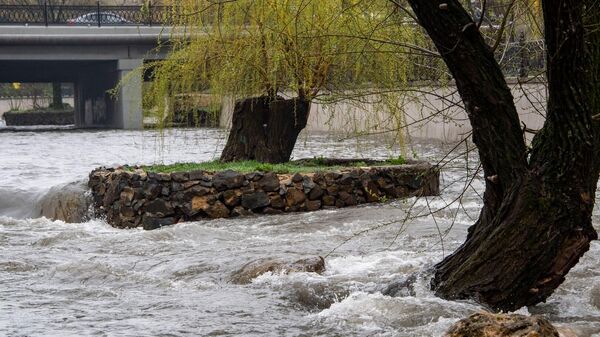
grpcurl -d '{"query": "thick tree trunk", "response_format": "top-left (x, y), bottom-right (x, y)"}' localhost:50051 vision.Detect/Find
top-left (51, 82), bottom-right (63, 109)
top-left (406, 0), bottom-right (599, 311)
top-left (220, 96), bottom-right (311, 163)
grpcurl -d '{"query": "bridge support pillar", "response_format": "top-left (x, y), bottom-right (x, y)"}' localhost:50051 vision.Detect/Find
top-left (114, 59), bottom-right (143, 130)
top-left (73, 59), bottom-right (143, 129)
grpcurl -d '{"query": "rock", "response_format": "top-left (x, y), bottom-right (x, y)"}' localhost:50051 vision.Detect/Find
top-left (185, 185), bottom-right (211, 199)
top-left (230, 256), bottom-right (325, 284)
top-left (39, 181), bottom-right (91, 223)
top-left (182, 180), bottom-right (200, 189)
top-left (445, 312), bottom-right (559, 337)
top-left (148, 172), bottom-right (171, 182)
top-left (290, 283), bottom-right (350, 311)
top-left (362, 180), bottom-right (381, 202)
top-left (231, 206), bottom-right (253, 217)
top-left (292, 173), bottom-right (304, 183)
top-left (199, 180), bottom-right (213, 188)
top-left (103, 175), bottom-right (127, 206)
top-left (143, 183), bottom-right (161, 199)
top-left (222, 189), bottom-right (242, 207)
top-left (256, 172), bottom-right (280, 192)
top-left (241, 191), bottom-right (270, 210)
top-left (132, 199), bottom-right (145, 212)
top-left (279, 185), bottom-right (288, 196)
top-left (286, 187), bottom-right (306, 207)
top-left (119, 187), bottom-right (136, 206)
top-left (120, 206), bottom-right (136, 218)
top-left (308, 184), bottom-right (324, 200)
top-left (338, 191), bottom-right (357, 206)
top-left (213, 170), bottom-right (246, 191)
top-left (142, 216), bottom-right (176, 230)
top-left (382, 274), bottom-right (417, 297)
top-left (189, 170), bottom-right (209, 181)
top-left (191, 195), bottom-right (213, 211)
top-left (171, 172), bottom-right (189, 182)
top-left (324, 171), bottom-right (341, 182)
top-left (205, 201), bottom-right (230, 218)
top-left (338, 173), bottom-right (354, 185)
top-left (89, 163), bottom-right (441, 228)
top-left (172, 182), bottom-right (185, 192)
top-left (311, 172), bottom-right (324, 183)
top-left (263, 207), bottom-right (283, 215)
top-left (322, 195), bottom-right (336, 206)
top-left (306, 200), bottom-right (322, 211)
top-left (244, 172), bottom-right (260, 181)
top-left (326, 185), bottom-right (339, 196)
top-left (302, 176), bottom-right (316, 193)
top-left (269, 194), bottom-right (285, 209)
top-left (376, 176), bottom-right (391, 189)
top-left (144, 198), bottom-right (174, 217)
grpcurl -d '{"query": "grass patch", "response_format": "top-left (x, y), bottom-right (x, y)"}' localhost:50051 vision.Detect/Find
top-left (386, 155), bottom-right (406, 165)
top-left (129, 156), bottom-right (407, 174)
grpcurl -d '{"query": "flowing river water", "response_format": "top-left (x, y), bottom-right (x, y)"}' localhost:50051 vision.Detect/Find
top-left (0, 128), bottom-right (598, 336)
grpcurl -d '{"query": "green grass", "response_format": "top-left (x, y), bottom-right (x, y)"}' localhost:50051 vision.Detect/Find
top-left (128, 156), bottom-right (407, 174)
top-left (386, 155), bottom-right (406, 165)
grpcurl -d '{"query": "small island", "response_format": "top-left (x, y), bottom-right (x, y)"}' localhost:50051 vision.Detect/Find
top-left (88, 158), bottom-right (440, 230)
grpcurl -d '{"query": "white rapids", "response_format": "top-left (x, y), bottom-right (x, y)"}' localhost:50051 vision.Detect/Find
top-left (0, 128), bottom-right (598, 336)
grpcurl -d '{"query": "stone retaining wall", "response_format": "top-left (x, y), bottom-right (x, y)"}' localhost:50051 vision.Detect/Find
top-left (88, 163), bottom-right (440, 230)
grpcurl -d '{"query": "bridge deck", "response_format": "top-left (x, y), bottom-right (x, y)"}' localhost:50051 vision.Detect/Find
top-left (0, 26), bottom-right (173, 45)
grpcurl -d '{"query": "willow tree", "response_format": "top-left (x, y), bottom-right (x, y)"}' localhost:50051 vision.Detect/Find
top-left (147, 0), bottom-right (431, 163)
top-left (402, 0), bottom-right (600, 311)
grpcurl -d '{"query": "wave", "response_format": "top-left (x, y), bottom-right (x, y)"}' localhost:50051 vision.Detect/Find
top-left (0, 180), bottom-right (91, 222)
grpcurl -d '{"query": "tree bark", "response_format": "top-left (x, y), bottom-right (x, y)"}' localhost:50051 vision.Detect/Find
top-left (220, 96), bottom-right (311, 163)
top-left (406, 0), bottom-right (599, 311)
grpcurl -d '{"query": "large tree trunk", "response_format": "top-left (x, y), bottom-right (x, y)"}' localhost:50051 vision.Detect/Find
top-left (406, 0), bottom-right (599, 311)
top-left (220, 96), bottom-right (311, 163)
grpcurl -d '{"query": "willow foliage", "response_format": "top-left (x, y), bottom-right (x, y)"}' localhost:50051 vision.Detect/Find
top-left (145, 0), bottom-right (441, 141)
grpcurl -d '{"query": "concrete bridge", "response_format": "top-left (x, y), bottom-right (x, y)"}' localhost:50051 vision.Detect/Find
top-left (0, 26), bottom-right (171, 129)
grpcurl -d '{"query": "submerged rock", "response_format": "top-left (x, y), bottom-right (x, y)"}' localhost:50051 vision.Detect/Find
top-left (39, 181), bottom-right (91, 223)
top-left (230, 256), bottom-right (325, 285)
top-left (381, 274), bottom-right (417, 297)
top-left (287, 282), bottom-right (350, 311)
top-left (445, 312), bottom-right (559, 337)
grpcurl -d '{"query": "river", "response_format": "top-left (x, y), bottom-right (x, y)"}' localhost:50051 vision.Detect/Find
top-left (0, 128), bottom-right (598, 336)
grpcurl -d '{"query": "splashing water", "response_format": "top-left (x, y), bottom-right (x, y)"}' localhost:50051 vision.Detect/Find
top-left (0, 129), bottom-right (598, 336)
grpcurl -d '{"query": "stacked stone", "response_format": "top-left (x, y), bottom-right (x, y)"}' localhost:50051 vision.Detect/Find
top-left (88, 164), bottom-right (439, 230)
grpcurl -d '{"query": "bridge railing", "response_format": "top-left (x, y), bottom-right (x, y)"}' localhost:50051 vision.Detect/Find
top-left (0, 3), bottom-right (170, 27)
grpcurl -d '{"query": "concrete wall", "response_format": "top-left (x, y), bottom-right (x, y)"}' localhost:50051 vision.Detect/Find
top-left (220, 82), bottom-right (547, 143)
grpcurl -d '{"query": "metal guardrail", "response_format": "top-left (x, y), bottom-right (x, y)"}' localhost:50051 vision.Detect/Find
top-left (0, 3), bottom-right (169, 27)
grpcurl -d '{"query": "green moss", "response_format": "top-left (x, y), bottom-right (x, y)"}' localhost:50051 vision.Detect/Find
top-left (385, 155), bottom-right (406, 165)
top-left (130, 160), bottom-right (342, 174)
top-left (127, 156), bottom-right (409, 174)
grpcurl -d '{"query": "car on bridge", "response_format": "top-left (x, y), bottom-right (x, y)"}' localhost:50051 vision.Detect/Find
top-left (67, 12), bottom-right (131, 25)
